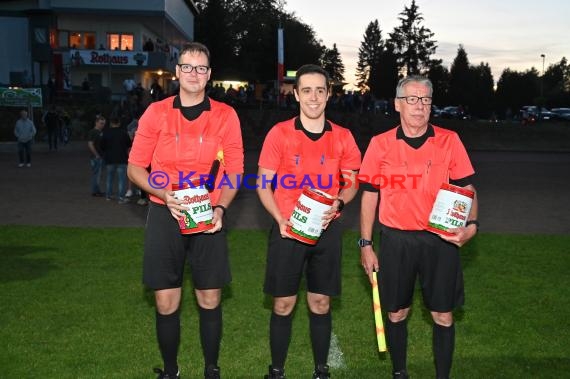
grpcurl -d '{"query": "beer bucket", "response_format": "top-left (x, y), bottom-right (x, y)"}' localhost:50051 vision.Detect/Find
top-left (426, 183), bottom-right (474, 236)
top-left (172, 179), bottom-right (214, 234)
top-left (286, 188), bottom-right (335, 245)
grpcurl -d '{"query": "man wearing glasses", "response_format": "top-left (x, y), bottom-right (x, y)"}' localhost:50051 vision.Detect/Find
top-left (128, 42), bottom-right (244, 379)
top-left (358, 76), bottom-right (478, 379)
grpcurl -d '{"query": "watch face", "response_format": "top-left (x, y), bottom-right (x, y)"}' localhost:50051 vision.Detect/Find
top-left (358, 239), bottom-right (372, 247)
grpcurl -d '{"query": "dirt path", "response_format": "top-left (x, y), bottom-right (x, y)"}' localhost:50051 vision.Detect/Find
top-left (1, 142), bottom-right (569, 234)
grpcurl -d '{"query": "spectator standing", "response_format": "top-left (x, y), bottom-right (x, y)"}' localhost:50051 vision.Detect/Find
top-left (88, 115), bottom-right (106, 197)
top-left (14, 109), bottom-right (36, 167)
top-left (143, 38), bottom-right (155, 52)
top-left (101, 117), bottom-right (132, 203)
top-left (125, 117), bottom-right (147, 205)
top-left (150, 79), bottom-right (164, 101)
top-left (123, 77), bottom-right (137, 96)
top-left (43, 105), bottom-right (60, 151)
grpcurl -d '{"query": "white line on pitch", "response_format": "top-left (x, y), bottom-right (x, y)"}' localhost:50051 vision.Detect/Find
top-left (328, 332), bottom-right (346, 369)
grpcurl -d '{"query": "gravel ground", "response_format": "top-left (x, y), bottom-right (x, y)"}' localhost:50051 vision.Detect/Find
top-left (1, 141), bottom-right (569, 235)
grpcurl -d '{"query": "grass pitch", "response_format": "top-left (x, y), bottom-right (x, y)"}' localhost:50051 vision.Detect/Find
top-left (0, 226), bottom-right (568, 378)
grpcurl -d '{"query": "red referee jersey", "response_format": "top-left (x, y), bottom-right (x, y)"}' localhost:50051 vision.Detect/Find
top-left (129, 96), bottom-right (244, 205)
top-left (359, 124), bottom-right (474, 230)
top-left (259, 117), bottom-right (361, 219)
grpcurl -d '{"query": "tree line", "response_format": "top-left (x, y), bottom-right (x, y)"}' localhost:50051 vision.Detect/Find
top-left (194, 0), bottom-right (570, 118)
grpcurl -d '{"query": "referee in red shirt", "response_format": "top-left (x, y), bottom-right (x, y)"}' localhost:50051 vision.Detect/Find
top-left (257, 64), bottom-right (361, 379)
top-left (359, 76), bottom-right (479, 379)
top-left (128, 42), bottom-right (243, 379)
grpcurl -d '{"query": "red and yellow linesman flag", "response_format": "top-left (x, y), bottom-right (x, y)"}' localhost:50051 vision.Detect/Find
top-left (372, 271), bottom-right (387, 352)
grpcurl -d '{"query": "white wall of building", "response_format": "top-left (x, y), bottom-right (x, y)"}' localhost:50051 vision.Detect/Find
top-left (165, 0), bottom-right (194, 40)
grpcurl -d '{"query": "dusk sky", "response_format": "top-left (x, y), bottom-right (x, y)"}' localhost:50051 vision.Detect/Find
top-left (283, 0), bottom-right (570, 89)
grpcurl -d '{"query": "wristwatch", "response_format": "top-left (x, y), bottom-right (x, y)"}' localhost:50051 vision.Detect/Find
top-left (212, 204), bottom-right (227, 217)
top-left (465, 219), bottom-right (479, 231)
top-left (357, 238), bottom-right (373, 248)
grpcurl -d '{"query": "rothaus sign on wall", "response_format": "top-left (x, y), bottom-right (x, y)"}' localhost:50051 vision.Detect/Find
top-left (69, 50), bottom-right (148, 67)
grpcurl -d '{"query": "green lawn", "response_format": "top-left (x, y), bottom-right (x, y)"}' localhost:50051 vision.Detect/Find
top-left (0, 226), bottom-right (569, 378)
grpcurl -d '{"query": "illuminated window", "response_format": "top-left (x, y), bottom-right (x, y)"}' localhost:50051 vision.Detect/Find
top-left (108, 34), bottom-right (119, 50)
top-left (107, 33), bottom-right (134, 51)
top-left (69, 32), bottom-right (81, 48)
top-left (121, 35), bottom-right (133, 50)
top-left (69, 32), bottom-right (96, 49)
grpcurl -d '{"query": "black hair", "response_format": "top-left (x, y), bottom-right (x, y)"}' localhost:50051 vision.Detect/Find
top-left (179, 42), bottom-right (211, 66)
top-left (294, 64), bottom-right (331, 90)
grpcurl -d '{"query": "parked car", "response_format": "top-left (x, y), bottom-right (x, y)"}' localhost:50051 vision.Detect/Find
top-left (431, 105), bottom-right (443, 117)
top-left (551, 108), bottom-right (570, 121)
top-left (440, 106), bottom-right (469, 119)
top-left (373, 99), bottom-right (390, 115)
top-left (520, 106), bottom-right (554, 123)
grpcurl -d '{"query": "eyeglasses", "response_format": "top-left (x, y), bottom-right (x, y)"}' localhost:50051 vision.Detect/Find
top-left (177, 64), bottom-right (210, 74)
top-left (397, 96), bottom-right (432, 105)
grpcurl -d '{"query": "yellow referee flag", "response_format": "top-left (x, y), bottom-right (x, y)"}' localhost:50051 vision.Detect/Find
top-left (372, 271), bottom-right (387, 352)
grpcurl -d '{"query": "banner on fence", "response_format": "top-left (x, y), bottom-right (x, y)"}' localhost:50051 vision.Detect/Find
top-left (0, 87), bottom-right (43, 107)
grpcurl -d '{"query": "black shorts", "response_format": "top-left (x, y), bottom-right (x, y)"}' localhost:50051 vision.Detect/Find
top-left (143, 202), bottom-right (231, 290)
top-left (378, 225), bottom-right (464, 313)
top-left (263, 221), bottom-right (343, 297)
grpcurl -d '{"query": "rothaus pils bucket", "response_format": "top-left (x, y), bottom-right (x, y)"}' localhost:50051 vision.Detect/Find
top-left (286, 188), bottom-right (335, 245)
top-left (172, 180), bottom-right (214, 234)
top-left (426, 183), bottom-right (474, 236)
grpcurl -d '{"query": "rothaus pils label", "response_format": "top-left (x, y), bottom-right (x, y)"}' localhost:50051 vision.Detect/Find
top-left (427, 183), bottom-right (474, 236)
top-left (173, 179), bottom-right (214, 234)
top-left (286, 188), bottom-right (335, 245)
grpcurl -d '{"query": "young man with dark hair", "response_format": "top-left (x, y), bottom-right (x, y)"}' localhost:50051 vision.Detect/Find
top-left (257, 64), bottom-right (361, 379)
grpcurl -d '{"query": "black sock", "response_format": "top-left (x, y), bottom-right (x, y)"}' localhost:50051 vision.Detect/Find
top-left (433, 323), bottom-right (455, 379)
top-left (199, 305), bottom-right (222, 367)
top-left (309, 311), bottom-right (331, 366)
top-left (386, 317), bottom-right (408, 373)
top-left (156, 309), bottom-right (180, 375)
top-left (269, 312), bottom-right (293, 369)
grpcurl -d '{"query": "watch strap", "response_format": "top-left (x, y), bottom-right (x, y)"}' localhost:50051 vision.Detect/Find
top-left (465, 219), bottom-right (479, 230)
top-left (358, 238), bottom-right (373, 248)
top-left (213, 204), bottom-right (226, 216)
